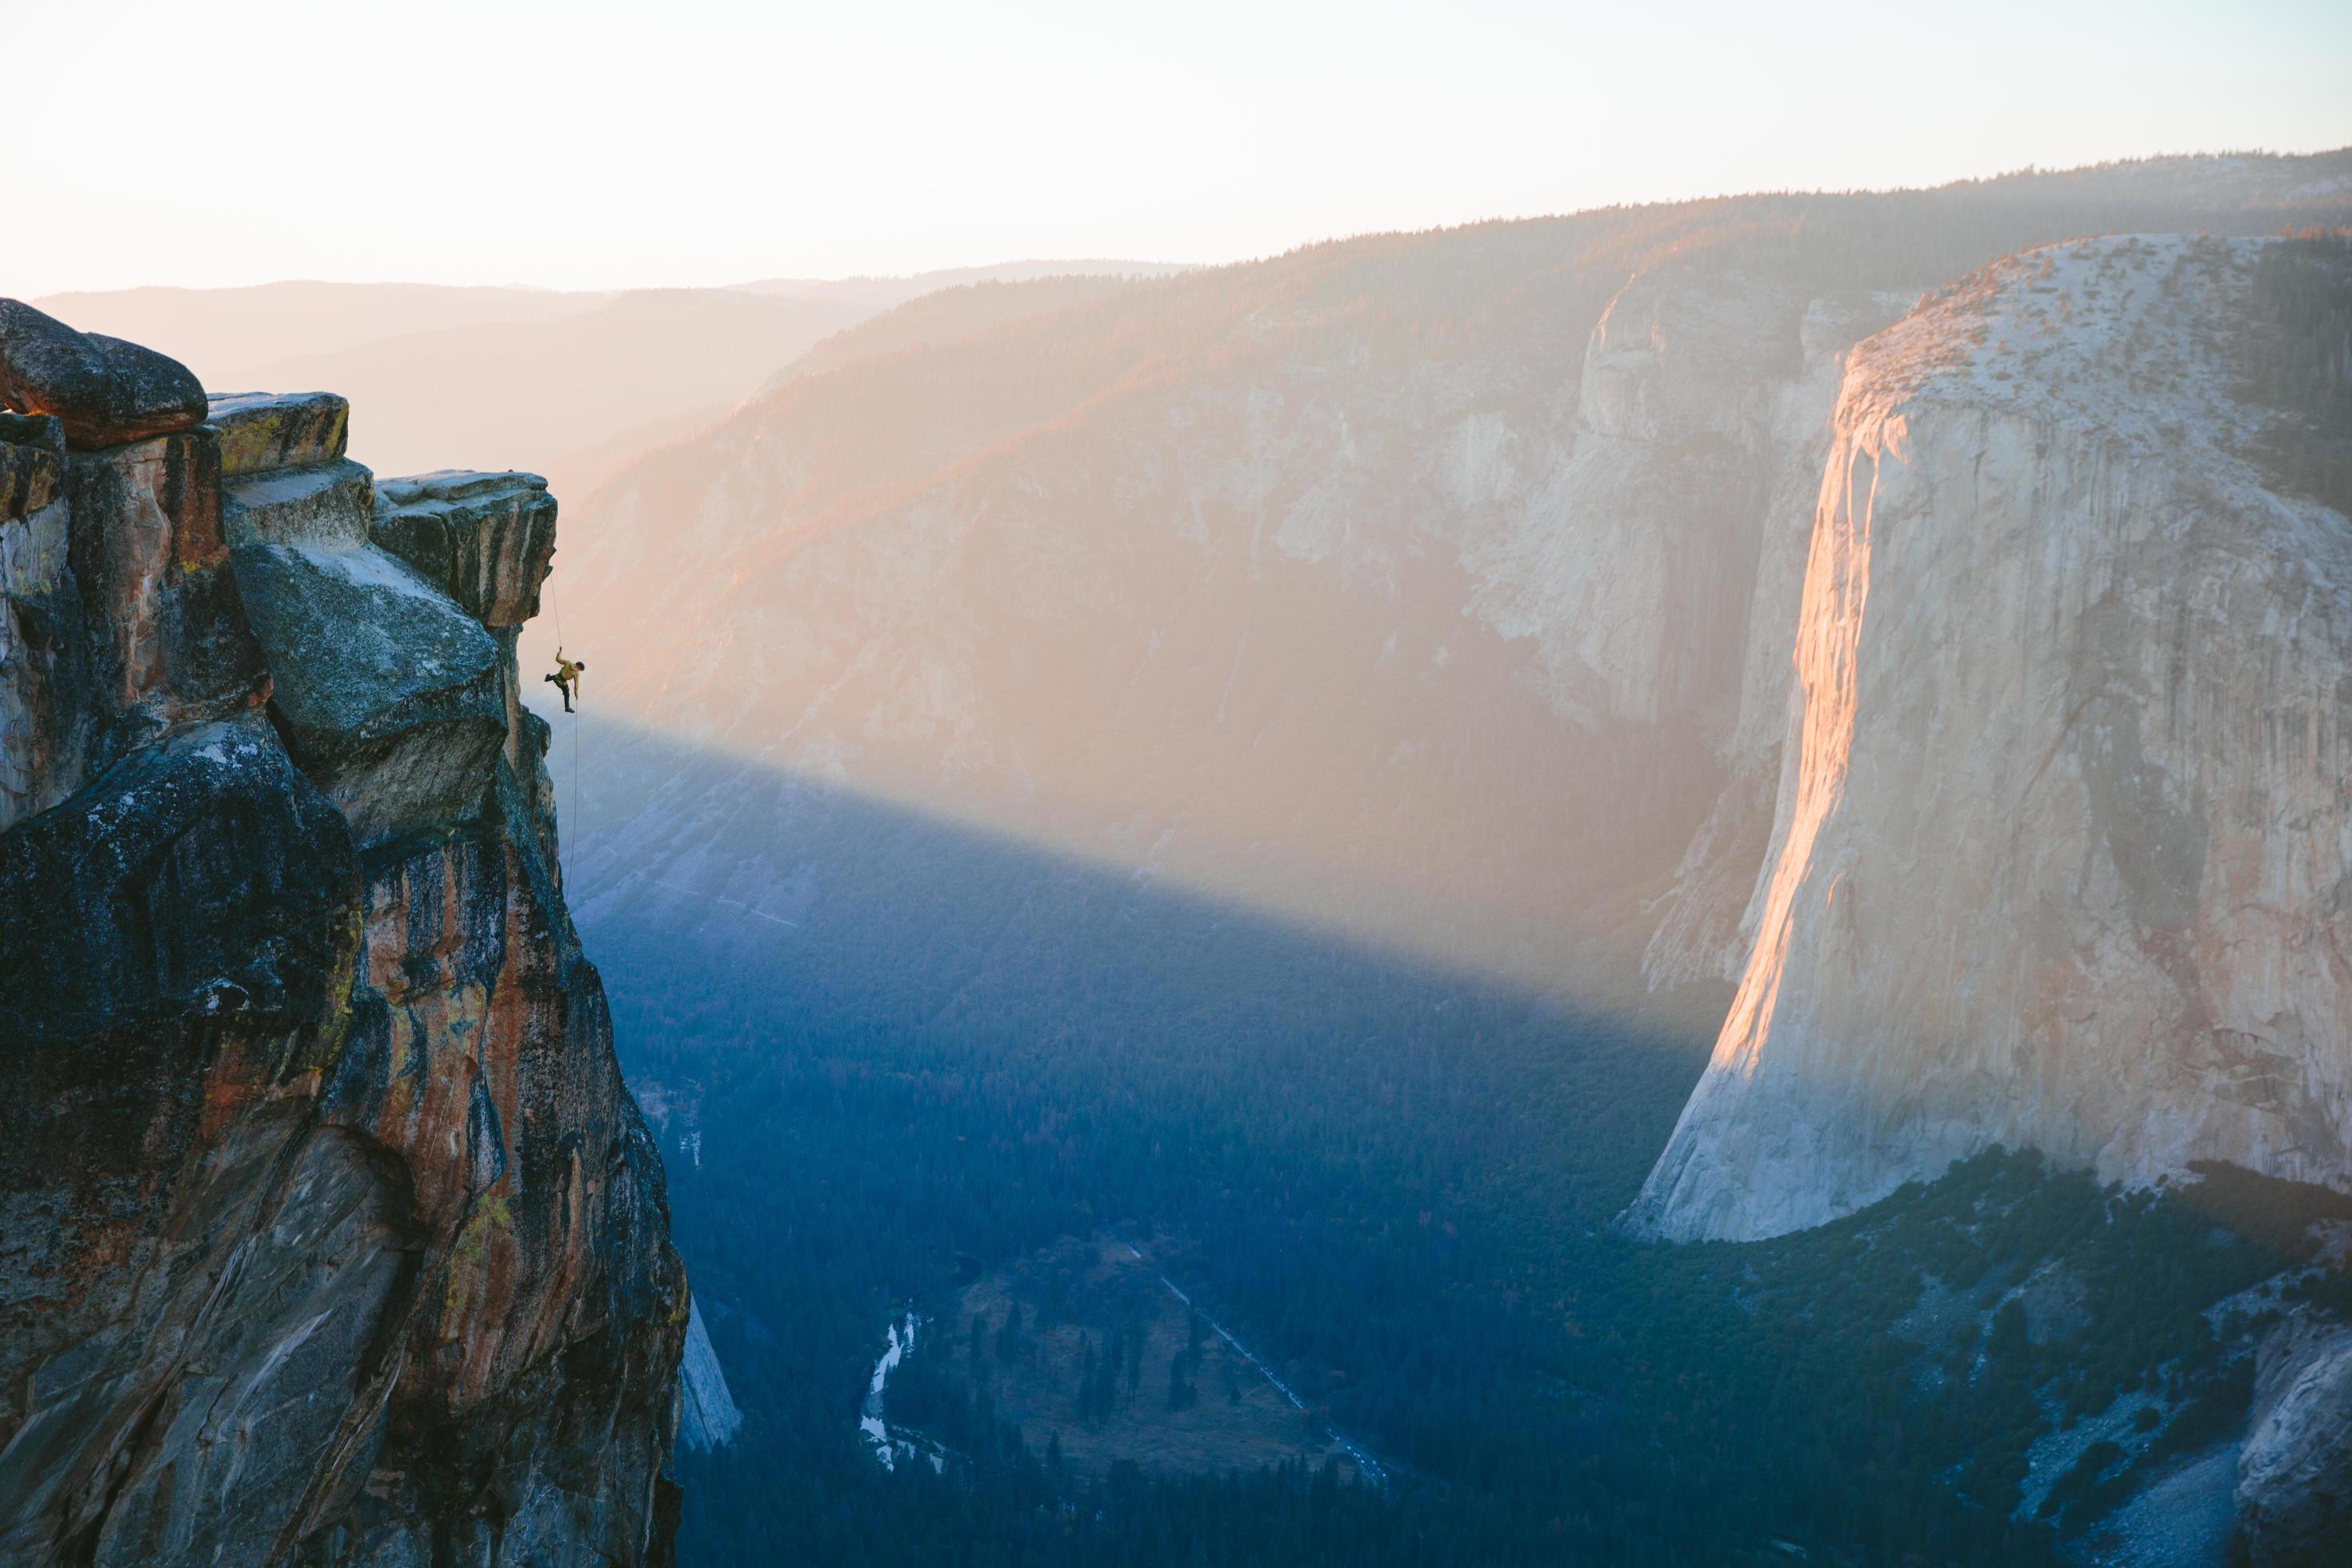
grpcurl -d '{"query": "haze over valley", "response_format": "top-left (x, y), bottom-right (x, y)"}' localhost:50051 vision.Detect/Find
top-left (5, 6), bottom-right (2352, 1565)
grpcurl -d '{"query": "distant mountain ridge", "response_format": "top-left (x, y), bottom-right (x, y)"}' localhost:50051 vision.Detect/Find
top-left (34, 262), bottom-right (1190, 500)
top-left (732, 258), bottom-right (1195, 302)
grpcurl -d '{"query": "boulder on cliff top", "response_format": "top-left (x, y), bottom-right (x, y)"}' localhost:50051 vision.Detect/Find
top-left (0, 300), bottom-right (208, 451)
top-left (372, 470), bottom-right (558, 626)
top-left (206, 390), bottom-right (350, 478)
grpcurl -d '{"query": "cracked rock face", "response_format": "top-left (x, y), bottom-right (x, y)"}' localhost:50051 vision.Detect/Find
top-left (0, 340), bottom-right (685, 1565)
top-left (372, 470), bottom-right (559, 628)
top-left (1628, 236), bottom-right (2352, 1246)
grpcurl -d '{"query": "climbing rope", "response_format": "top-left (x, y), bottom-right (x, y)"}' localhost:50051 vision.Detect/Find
top-left (549, 575), bottom-right (579, 855)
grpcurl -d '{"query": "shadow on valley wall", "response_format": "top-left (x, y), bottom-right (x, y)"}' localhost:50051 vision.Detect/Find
top-left (546, 707), bottom-right (1722, 1234)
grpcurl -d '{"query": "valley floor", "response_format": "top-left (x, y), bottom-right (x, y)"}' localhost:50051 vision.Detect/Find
top-left (888, 1234), bottom-right (1362, 1485)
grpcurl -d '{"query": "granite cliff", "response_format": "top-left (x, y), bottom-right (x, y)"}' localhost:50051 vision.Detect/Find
top-left (1623, 234), bottom-right (2352, 1561)
top-left (1629, 235), bottom-right (2352, 1242)
top-left (0, 302), bottom-right (685, 1564)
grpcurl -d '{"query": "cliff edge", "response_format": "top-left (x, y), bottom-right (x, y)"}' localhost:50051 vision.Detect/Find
top-left (0, 302), bottom-right (686, 1564)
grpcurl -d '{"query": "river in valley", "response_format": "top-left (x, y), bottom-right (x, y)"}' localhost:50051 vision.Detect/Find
top-left (859, 1314), bottom-right (945, 1474)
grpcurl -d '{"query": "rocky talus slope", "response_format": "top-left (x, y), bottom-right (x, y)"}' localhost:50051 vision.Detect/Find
top-left (0, 302), bottom-right (685, 1565)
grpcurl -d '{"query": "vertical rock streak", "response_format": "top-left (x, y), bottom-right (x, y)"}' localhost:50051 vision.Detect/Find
top-left (1731, 418), bottom-right (1894, 1080)
top-left (1626, 406), bottom-right (1898, 1238)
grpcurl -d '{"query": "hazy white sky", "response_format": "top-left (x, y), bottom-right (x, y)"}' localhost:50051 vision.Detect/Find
top-left (8, 0), bottom-right (2348, 296)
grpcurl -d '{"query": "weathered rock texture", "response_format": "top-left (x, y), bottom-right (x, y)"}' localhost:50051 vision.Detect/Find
top-left (1629, 235), bottom-right (2352, 1246)
top-left (0, 350), bottom-right (685, 1564)
top-left (2238, 1306), bottom-right (2352, 1564)
top-left (371, 471), bottom-right (558, 629)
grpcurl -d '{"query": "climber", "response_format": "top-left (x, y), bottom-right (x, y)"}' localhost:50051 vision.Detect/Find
top-left (545, 648), bottom-right (586, 713)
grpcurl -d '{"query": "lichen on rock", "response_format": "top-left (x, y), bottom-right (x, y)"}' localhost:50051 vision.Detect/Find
top-left (210, 390), bottom-right (351, 478)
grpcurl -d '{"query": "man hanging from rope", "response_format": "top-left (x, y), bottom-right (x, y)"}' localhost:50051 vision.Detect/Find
top-left (545, 647), bottom-right (586, 713)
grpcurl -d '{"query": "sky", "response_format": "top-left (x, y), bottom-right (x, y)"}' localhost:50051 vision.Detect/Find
top-left (7, 0), bottom-right (2349, 297)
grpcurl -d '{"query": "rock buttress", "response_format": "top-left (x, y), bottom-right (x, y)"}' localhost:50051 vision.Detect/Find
top-left (1629, 238), bottom-right (2352, 1246)
top-left (0, 318), bottom-right (686, 1568)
